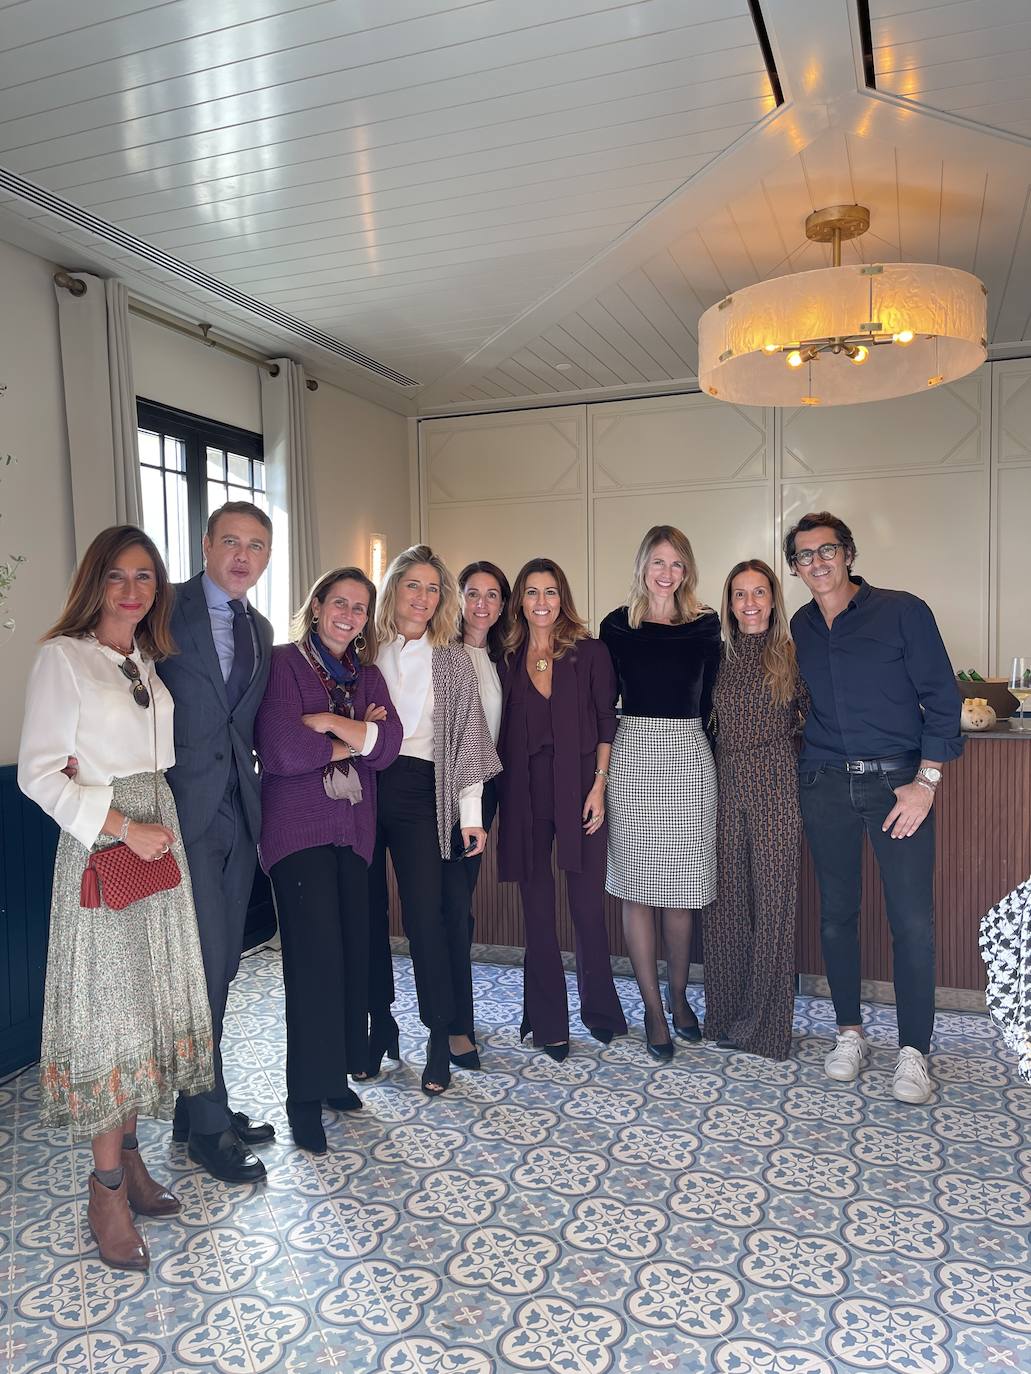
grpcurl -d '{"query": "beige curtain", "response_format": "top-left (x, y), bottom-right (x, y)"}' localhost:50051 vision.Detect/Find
top-left (260, 359), bottom-right (320, 640)
top-left (53, 273), bottom-right (141, 557)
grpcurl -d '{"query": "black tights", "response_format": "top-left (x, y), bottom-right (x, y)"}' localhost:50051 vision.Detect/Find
top-left (621, 903), bottom-right (695, 1045)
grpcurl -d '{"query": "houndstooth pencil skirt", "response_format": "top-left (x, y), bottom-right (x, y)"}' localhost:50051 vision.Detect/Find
top-left (605, 715), bottom-right (717, 908)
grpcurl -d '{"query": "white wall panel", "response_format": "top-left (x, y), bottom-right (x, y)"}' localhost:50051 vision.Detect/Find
top-left (422, 407), bottom-right (589, 614)
top-left (992, 359), bottom-right (1031, 675)
top-left (591, 395), bottom-right (770, 489)
top-left (781, 472), bottom-right (988, 672)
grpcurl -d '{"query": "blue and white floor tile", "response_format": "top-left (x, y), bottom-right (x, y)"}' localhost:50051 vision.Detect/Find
top-left (2, 949), bottom-right (1031, 1372)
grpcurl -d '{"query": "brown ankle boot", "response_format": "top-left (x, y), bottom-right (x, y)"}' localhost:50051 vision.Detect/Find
top-left (121, 1145), bottom-right (181, 1217)
top-left (87, 1173), bottom-right (149, 1270)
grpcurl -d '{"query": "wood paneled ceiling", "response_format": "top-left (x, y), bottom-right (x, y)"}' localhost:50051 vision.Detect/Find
top-left (1, 0), bottom-right (1030, 415)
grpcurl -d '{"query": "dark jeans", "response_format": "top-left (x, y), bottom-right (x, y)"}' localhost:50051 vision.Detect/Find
top-left (799, 759), bottom-right (936, 1054)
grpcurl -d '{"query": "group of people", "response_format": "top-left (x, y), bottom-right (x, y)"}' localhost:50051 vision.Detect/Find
top-left (19, 501), bottom-right (965, 1274)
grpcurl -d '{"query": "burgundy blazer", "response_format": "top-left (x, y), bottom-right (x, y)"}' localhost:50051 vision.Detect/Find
top-left (496, 637), bottom-right (617, 882)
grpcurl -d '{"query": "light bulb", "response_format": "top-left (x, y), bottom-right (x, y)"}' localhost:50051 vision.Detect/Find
top-left (763, 343), bottom-right (780, 353)
top-left (893, 329), bottom-right (914, 345)
top-left (801, 395), bottom-right (820, 406)
top-left (786, 350), bottom-right (803, 368)
top-left (849, 345), bottom-right (869, 365)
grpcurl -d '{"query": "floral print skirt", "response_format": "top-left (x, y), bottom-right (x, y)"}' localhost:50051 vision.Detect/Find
top-left (39, 771), bottom-right (214, 1140)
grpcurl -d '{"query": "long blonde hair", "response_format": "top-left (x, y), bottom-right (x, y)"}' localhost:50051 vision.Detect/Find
top-left (626, 525), bottom-right (703, 628)
top-left (720, 558), bottom-right (797, 705)
top-left (502, 557), bottom-right (589, 662)
top-left (376, 544), bottom-right (459, 647)
top-left (291, 567), bottom-right (379, 665)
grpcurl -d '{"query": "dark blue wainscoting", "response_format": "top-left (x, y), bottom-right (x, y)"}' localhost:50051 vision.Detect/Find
top-left (0, 764), bottom-right (58, 1079)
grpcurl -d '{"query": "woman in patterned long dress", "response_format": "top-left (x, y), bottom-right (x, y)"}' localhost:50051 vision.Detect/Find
top-left (703, 558), bottom-right (806, 1061)
top-left (18, 526), bottom-right (213, 1272)
top-left (601, 526), bottom-right (720, 1059)
top-left (980, 877), bottom-right (1031, 1083)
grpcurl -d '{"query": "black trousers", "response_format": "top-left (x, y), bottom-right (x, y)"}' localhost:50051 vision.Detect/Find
top-left (440, 779), bottom-right (498, 1033)
top-left (270, 843), bottom-right (370, 1099)
top-left (368, 757), bottom-right (471, 1034)
top-left (178, 780), bottom-right (256, 1135)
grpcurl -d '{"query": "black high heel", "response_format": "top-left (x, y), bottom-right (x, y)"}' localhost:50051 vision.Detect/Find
top-left (666, 986), bottom-right (702, 1043)
top-left (450, 1041), bottom-right (481, 1070)
top-left (519, 1015), bottom-right (532, 1042)
top-left (588, 1027), bottom-right (613, 1045)
top-left (353, 1012), bottom-right (401, 1081)
top-left (286, 1099), bottom-right (326, 1155)
top-left (542, 1042), bottom-right (569, 1063)
top-left (326, 1089), bottom-right (363, 1112)
top-left (644, 1009), bottom-right (674, 1063)
top-left (422, 1032), bottom-right (451, 1096)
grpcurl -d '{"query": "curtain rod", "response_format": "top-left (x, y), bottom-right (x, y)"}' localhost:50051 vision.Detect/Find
top-left (53, 271), bottom-right (318, 390)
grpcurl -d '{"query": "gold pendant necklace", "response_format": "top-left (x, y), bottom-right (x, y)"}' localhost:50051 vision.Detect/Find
top-left (535, 657), bottom-right (549, 672)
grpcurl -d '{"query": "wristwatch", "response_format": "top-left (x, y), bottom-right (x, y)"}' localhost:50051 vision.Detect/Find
top-left (916, 766), bottom-right (942, 787)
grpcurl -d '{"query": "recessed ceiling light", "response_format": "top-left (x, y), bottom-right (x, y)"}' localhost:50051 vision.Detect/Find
top-left (554, 362), bottom-right (573, 371)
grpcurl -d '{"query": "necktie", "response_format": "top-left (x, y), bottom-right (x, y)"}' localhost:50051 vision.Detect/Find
top-left (226, 598), bottom-right (255, 708)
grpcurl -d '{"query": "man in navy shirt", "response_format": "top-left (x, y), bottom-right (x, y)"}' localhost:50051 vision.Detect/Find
top-left (786, 511), bottom-right (962, 1105)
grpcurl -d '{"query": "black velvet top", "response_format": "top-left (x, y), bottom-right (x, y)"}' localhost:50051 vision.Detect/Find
top-left (599, 605), bottom-right (722, 722)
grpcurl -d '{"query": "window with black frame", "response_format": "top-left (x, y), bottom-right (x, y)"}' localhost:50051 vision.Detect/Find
top-left (136, 399), bottom-right (271, 616)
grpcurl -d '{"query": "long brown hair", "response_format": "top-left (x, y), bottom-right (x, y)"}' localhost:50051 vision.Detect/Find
top-left (43, 525), bottom-right (175, 660)
top-left (376, 544), bottom-right (460, 648)
top-left (720, 558), bottom-right (797, 705)
top-left (502, 557), bottom-right (589, 662)
top-left (457, 559), bottom-right (511, 662)
top-left (291, 567), bottom-right (378, 665)
top-left (626, 525), bottom-right (704, 627)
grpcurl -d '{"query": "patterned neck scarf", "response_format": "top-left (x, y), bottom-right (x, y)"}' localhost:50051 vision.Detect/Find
top-left (299, 632), bottom-right (362, 804)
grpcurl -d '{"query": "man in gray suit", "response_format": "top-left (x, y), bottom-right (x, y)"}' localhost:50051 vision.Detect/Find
top-left (158, 500), bottom-right (275, 1183)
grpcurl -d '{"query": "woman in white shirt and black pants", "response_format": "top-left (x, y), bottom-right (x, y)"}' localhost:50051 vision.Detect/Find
top-left (363, 546), bottom-right (501, 1095)
top-left (440, 560), bottom-right (510, 1068)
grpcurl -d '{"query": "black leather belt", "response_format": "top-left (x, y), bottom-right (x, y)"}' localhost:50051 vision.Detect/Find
top-left (841, 755), bottom-right (918, 775)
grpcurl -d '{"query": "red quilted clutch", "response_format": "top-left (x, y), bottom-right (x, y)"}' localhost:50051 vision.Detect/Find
top-left (80, 842), bottom-right (181, 911)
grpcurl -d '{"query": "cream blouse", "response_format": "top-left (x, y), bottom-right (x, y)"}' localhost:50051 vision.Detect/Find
top-left (463, 644), bottom-right (502, 744)
top-left (18, 636), bottom-right (175, 850)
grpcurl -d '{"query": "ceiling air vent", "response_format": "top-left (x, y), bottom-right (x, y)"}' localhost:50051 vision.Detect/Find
top-left (0, 165), bottom-right (420, 388)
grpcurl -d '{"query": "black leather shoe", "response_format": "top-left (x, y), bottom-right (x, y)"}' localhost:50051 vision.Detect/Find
top-left (716, 1039), bottom-right (738, 1050)
top-left (666, 987), bottom-right (702, 1043)
top-left (286, 1100), bottom-right (327, 1155)
top-left (230, 1111), bottom-right (276, 1144)
top-left (542, 1042), bottom-right (569, 1063)
top-left (187, 1130), bottom-right (267, 1184)
top-left (450, 1047), bottom-right (481, 1070)
top-left (644, 1010), bottom-right (674, 1062)
top-left (172, 1108), bottom-right (275, 1145)
top-left (588, 1027), bottom-right (614, 1044)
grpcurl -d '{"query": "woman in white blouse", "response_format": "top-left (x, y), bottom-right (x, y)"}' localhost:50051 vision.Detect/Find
top-left (18, 526), bottom-right (212, 1273)
top-left (440, 560), bottom-right (510, 1069)
top-left (362, 546), bottom-right (501, 1096)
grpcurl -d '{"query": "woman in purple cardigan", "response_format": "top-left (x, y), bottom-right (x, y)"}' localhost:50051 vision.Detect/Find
top-left (497, 558), bottom-right (628, 1060)
top-left (255, 567), bottom-right (401, 1154)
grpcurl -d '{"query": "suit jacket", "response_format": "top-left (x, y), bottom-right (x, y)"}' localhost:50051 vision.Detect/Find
top-left (156, 572), bottom-right (274, 847)
top-left (496, 637), bottom-right (617, 883)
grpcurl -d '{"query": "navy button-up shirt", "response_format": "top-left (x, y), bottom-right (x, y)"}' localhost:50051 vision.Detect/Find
top-left (791, 577), bottom-right (963, 766)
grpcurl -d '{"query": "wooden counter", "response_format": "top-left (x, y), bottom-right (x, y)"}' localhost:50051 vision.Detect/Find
top-left (390, 733), bottom-right (1031, 992)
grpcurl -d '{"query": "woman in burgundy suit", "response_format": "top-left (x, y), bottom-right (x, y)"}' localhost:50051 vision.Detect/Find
top-left (496, 558), bottom-right (627, 1060)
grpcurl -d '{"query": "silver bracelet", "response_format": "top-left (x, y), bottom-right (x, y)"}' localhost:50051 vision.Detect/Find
top-left (595, 768), bottom-right (608, 779)
top-left (117, 814), bottom-right (131, 842)
top-left (913, 777), bottom-right (937, 795)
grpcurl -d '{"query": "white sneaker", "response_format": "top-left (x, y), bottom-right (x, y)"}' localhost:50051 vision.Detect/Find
top-left (824, 1030), bottom-right (868, 1082)
top-left (892, 1047), bottom-right (933, 1104)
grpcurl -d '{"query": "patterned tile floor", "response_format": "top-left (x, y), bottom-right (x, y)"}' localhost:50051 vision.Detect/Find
top-left (2, 949), bottom-right (1030, 1374)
